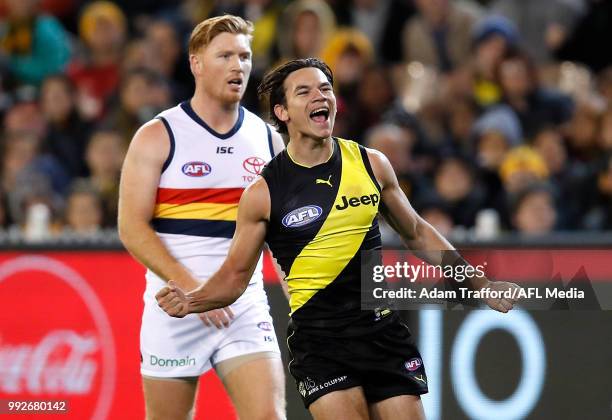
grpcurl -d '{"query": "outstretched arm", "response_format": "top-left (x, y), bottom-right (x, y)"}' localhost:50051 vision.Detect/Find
top-left (156, 177), bottom-right (271, 316)
top-left (367, 148), bottom-right (520, 312)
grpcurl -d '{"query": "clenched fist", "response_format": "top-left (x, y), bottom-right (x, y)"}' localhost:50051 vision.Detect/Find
top-left (481, 281), bottom-right (522, 313)
top-left (156, 281), bottom-right (191, 318)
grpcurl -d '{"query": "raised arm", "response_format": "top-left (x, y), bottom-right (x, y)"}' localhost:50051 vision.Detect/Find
top-left (118, 120), bottom-right (200, 291)
top-left (156, 177), bottom-right (271, 316)
top-left (367, 149), bottom-right (471, 269)
top-left (367, 148), bottom-right (520, 312)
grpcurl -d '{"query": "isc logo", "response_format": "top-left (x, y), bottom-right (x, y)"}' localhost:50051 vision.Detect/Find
top-left (181, 161), bottom-right (211, 177)
top-left (282, 205), bottom-right (322, 228)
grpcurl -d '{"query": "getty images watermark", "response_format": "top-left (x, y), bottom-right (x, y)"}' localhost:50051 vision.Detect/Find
top-left (360, 250), bottom-right (612, 311)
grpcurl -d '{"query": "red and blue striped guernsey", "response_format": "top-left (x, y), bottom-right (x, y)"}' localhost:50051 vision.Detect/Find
top-left (146, 100), bottom-right (275, 286)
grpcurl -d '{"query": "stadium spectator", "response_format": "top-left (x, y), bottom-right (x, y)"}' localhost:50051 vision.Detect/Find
top-left (321, 28), bottom-right (373, 96)
top-left (6, 171), bottom-right (64, 239)
top-left (276, 0), bottom-right (336, 63)
top-left (474, 104), bottom-right (522, 170)
top-left (495, 49), bottom-right (574, 139)
top-left (443, 96), bottom-right (479, 157)
top-left (489, 0), bottom-right (585, 63)
top-left (532, 126), bottom-right (587, 229)
top-left (583, 153), bottom-right (612, 230)
top-left (0, 0), bottom-right (609, 239)
top-left (363, 122), bottom-right (422, 201)
top-left (321, 29), bottom-right (374, 137)
top-left (433, 156), bottom-right (485, 228)
top-left (597, 107), bottom-right (612, 153)
top-left (511, 183), bottom-right (558, 235)
top-left (67, 1), bottom-right (127, 120)
top-left (345, 64), bottom-right (396, 139)
top-left (3, 101), bottom-right (46, 139)
top-left (63, 178), bottom-right (104, 235)
top-left (103, 68), bottom-right (172, 145)
top-left (331, 0), bottom-right (414, 63)
top-left (470, 14), bottom-right (519, 107)
top-left (566, 100), bottom-right (601, 162)
top-left (121, 38), bottom-right (161, 75)
top-left (1, 129), bottom-right (69, 196)
top-left (39, 74), bottom-right (91, 178)
top-left (144, 18), bottom-right (192, 102)
top-left (84, 128), bottom-right (125, 227)
top-left (499, 146), bottom-right (550, 195)
top-left (402, 0), bottom-right (481, 73)
top-left (0, 0), bottom-right (71, 86)
top-left (597, 66), bottom-right (612, 105)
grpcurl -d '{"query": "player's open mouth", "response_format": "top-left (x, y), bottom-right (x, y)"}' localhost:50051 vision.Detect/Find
top-left (309, 107), bottom-right (329, 124)
top-left (228, 78), bottom-right (242, 86)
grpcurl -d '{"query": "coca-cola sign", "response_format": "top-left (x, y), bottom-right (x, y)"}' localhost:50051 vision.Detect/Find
top-left (0, 256), bottom-right (116, 420)
top-left (0, 331), bottom-right (98, 394)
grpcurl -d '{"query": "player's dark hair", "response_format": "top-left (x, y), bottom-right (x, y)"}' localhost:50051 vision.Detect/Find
top-left (257, 58), bottom-right (334, 134)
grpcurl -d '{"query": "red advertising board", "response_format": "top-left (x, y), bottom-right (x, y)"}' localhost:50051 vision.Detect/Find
top-left (0, 252), bottom-right (249, 419)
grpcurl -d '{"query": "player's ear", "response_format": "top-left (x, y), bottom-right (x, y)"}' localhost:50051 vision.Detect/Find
top-left (189, 54), bottom-right (202, 76)
top-left (274, 104), bottom-right (289, 123)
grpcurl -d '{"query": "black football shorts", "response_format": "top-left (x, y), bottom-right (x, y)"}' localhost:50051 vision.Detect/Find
top-left (287, 316), bottom-right (428, 408)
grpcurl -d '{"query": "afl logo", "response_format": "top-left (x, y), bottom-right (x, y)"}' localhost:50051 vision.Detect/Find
top-left (405, 358), bottom-right (422, 372)
top-left (257, 321), bottom-right (273, 331)
top-left (243, 157), bottom-right (266, 175)
top-left (282, 205), bottom-right (322, 228)
top-left (182, 161), bottom-right (211, 177)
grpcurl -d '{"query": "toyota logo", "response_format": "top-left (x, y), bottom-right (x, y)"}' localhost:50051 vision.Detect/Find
top-left (243, 157), bottom-right (266, 175)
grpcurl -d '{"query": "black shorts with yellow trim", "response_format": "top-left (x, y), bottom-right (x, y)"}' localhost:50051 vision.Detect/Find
top-left (287, 315), bottom-right (428, 408)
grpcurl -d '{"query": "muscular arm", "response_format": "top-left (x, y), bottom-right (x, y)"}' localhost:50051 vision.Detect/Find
top-left (118, 120), bottom-right (199, 291)
top-left (367, 148), bottom-right (488, 290)
top-left (157, 178), bottom-right (271, 315)
top-left (367, 148), bottom-right (520, 312)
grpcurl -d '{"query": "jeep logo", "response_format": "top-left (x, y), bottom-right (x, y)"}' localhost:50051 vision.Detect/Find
top-left (335, 194), bottom-right (379, 210)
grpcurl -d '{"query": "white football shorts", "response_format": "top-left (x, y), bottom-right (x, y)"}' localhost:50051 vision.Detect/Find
top-left (140, 278), bottom-right (281, 378)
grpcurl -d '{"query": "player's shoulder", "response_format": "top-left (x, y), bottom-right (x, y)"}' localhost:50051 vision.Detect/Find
top-left (335, 137), bottom-right (391, 181)
top-left (156, 102), bottom-right (184, 120)
top-left (240, 105), bottom-right (265, 122)
top-left (127, 117), bottom-right (172, 161)
top-left (335, 137), bottom-right (378, 162)
top-left (240, 176), bottom-right (271, 218)
top-left (132, 103), bottom-right (183, 141)
top-left (335, 137), bottom-right (368, 153)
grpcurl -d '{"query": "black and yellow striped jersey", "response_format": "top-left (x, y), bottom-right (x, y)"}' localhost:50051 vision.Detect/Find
top-left (262, 137), bottom-right (392, 336)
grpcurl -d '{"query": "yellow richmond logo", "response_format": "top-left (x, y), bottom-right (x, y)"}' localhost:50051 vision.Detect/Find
top-left (335, 193), bottom-right (379, 210)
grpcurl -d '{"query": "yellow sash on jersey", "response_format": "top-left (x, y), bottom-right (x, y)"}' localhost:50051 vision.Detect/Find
top-left (286, 139), bottom-right (380, 313)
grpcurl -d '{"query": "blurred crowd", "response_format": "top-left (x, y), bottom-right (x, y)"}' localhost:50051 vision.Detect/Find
top-left (0, 0), bottom-right (611, 242)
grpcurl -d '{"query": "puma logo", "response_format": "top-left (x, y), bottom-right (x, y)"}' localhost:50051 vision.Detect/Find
top-left (412, 375), bottom-right (427, 384)
top-left (316, 175), bottom-right (333, 187)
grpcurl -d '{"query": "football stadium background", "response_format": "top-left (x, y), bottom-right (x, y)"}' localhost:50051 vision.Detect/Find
top-left (1, 0), bottom-right (611, 419)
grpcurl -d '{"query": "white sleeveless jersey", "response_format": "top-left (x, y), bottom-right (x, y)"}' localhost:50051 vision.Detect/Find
top-left (146, 101), bottom-right (274, 288)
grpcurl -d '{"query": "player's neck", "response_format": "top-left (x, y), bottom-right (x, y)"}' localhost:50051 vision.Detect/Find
top-left (286, 135), bottom-right (334, 168)
top-left (190, 88), bottom-right (240, 133)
